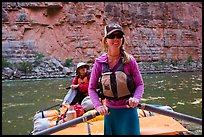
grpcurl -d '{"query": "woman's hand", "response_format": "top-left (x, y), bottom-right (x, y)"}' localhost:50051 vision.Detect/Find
top-left (128, 97), bottom-right (139, 108)
top-left (96, 105), bottom-right (110, 115)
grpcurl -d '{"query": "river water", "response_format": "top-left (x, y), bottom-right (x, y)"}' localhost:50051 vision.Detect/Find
top-left (2, 71), bottom-right (202, 135)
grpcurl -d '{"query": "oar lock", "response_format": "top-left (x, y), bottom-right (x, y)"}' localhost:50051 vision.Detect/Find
top-left (82, 117), bottom-right (88, 122)
top-left (82, 112), bottom-right (97, 122)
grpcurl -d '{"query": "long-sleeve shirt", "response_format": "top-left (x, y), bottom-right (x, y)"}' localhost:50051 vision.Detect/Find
top-left (88, 53), bottom-right (144, 109)
top-left (72, 72), bottom-right (90, 95)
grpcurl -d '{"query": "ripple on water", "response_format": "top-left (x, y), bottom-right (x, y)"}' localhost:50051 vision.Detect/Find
top-left (190, 98), bottom-right (202, 105)
top-left (3, 103), bottom-right (35, 109)
top-left (17, 116), bottom-right (23, 119)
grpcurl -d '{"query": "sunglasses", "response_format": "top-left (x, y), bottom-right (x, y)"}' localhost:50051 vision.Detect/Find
top-left (107, 34), bottom-right (123, 39)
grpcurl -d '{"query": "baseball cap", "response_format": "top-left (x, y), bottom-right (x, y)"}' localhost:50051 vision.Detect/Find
top-left (104, 23), bottom-right (124, 37)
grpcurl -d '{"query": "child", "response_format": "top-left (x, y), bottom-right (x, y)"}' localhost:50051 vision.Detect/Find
top-left (62, 62), bottom-right (91, 105)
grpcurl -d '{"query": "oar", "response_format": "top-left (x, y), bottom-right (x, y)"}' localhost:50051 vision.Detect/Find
top-left (36, 87), bottom-right (71, 113)
top-left (36, 103), bottom-right (61, 113)
top-left (133, 102), bottom-right (202, 125)
top-left (36, 86), bottom-right (71, 113)
top-left (65, 87), bottom-right (71, 90)
top-left (33, 111), bottom-right (100, 135)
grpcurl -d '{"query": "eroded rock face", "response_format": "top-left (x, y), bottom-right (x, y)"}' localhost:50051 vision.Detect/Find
top-left (2, 2), bottom-right (202, 64)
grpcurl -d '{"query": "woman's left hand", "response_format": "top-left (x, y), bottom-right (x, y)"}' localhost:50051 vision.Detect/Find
top-left (128, 97), bottom-right (139, 108)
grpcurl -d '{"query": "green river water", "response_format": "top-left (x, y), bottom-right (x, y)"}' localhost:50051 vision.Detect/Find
top-left (2, 71), bottom-right (202, 135)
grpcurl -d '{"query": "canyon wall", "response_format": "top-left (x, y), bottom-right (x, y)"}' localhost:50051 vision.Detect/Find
top-left (2, 2), bottom-right (202, 64)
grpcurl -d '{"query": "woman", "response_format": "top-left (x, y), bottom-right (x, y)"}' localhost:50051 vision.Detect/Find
top-left (88, 23), bottom-right (144, 135)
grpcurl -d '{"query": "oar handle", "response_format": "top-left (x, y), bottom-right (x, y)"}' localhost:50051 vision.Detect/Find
top-left (125, 100), bottom-right (142, 108)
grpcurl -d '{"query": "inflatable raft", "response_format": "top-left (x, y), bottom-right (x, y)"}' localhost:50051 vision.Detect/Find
top-left (32, 105), bottom-right (193, 135)
top-left (51, 109), bottom-right (192, 135)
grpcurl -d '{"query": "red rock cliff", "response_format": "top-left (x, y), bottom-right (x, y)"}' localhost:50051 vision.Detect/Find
top-left (2, 2), bottom-right (202, 64)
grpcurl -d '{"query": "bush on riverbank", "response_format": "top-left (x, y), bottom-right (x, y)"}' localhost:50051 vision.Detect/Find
top-left (14, 61), bottom-right (33, 73)
top-left (2, 57), bottom-right (12, 69)
top-left (64, 58), bottom-right (74, 67)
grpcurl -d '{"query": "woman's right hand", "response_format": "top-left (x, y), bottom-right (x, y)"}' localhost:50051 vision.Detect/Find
top-left (96, 105), bottom-right (110, 115)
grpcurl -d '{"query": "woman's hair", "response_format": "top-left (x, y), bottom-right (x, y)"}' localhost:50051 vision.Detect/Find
top-left (102, 36), bottom-right (133, 64)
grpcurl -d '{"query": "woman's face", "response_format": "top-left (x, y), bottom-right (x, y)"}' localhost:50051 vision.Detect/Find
top-left (105, 31), bottom-right (123, 50)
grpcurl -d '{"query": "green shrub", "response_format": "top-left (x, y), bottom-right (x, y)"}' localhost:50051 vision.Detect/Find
top-left (34, 53), bottom-right (45, 66)
top-left (2, 57), bottom-right (12, 69)
top-left (64, 58), bottom-right (73, 67)
top-left (16, 61), bottom-right (33, 73)
top-left (34, 53), bottom-right (45, 60)
top-left (186, 56), bottom-right (193, 65)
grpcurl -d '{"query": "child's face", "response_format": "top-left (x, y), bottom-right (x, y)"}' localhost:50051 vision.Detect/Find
top-left (78, 66), bottom-right (87, 76)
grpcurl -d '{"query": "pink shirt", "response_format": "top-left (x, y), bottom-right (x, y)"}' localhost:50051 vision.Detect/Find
top-left (88, 53), bottom-right (144, 109)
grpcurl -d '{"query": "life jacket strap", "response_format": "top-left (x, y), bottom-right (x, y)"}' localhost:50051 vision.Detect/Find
top-left (110, 73), bottom-right (118, 98)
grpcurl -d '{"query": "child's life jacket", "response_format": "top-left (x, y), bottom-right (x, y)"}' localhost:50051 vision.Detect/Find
top-left (78, 76), bottom-right (89, 85)
top-left (77, 76), bottom-right (89, 96)
top-left (98, 58), bottom-right (136, 100)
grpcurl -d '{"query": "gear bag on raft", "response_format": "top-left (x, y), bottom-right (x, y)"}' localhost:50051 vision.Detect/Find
top-left (32, 96), bottom-right (94, 134)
